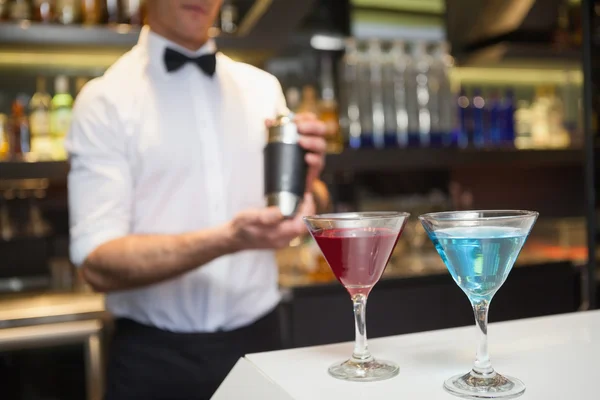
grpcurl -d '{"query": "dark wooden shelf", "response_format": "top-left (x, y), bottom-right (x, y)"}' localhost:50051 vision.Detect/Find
top-left (0, 0), bottom-right (319, 52)
top-left (0, 22), bottom-right (141, 48)
top-left (0, 22), bottom-right (268, 51)
top-left (0, 161), bottom-right (69, 180)
top-left (0, 149), bottom-right (584, 180)
top-left (324, 148), bottom-right (584, 174)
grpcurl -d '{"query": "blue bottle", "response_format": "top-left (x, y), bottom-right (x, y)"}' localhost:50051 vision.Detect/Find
top-left (472, 88), bottom-right (485, 148)
top-left (456, 88), bottom-right (470, 148)
top-left (500, 89), bottom-right (516, 146)
top-left (488, 92), bottom-right (502, 146)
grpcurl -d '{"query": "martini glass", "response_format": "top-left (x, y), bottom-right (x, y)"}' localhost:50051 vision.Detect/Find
top-left (419, 210), bottom-right (538, 399)
top-left (304, 212), bottom-right (409, 382)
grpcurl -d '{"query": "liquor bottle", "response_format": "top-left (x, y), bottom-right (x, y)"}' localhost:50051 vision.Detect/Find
top-left (10, 0), bottom-right (32, 21)
top-left (431, 42), bottom-right (455, 146)
top-left (471, 88), bottom-right (485, 148)
top-left (381, 42), bottom-right (396, 146)
top-left (56, 0), bottom-right (82, 24)
top-left (339, 38), bottom-right (361, 149)
top-left (9, 98), bottom-right (31, 159)
top-left (384, 40), bottom-right (409, 148)
top-left (427, 44), bottom-right (443, 147)
top-left (32, 0), bottom-right (54, 22)
top-left (298, 85), bottom-right (319, 115)
top-left (416, 41), bottom-right (433, 147)
top-left (220, 0), bottom-right (238, 34)
top-left (530, 86), bottom-right (551, 148)
top-left (404, 46), bottom-right (419, 146)
top-left (356, 41), bottom-right (374, 148)
top-left (406, 41), bottom-right (432, 147)
top-left (27, 190), bottom-right (51, 238)
top-left (0, 113), bottom-right (7, 160)
top-left (318, 52), bottom-right (343, 154)
top-left (81, 0), bottom-right (106, 24)
top-left (456, 88), bottom-right (470, 148)
top-left (106, 0), bottom-right (121, 23)
top-left (0, 0), bottom-right (9, 21)
top-left (367, 39), bottom-right (385, 149)
top-left (122, 0), bottom-right (142, 25)
top-left (487, 91), bottom-right (501, 146)
top-left (500, 89), bottom-right (516, 146)
top-left (545, 85), bottom-right (570, 148)
top-left (50, 76), bottom-right (74, 161)
top-left (29, 77), bottom-right (53, 160)
top-left (514, 100), bottom-right (532, 149)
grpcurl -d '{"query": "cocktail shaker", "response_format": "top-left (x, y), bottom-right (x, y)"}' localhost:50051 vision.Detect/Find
top-left (264, 113), bottom-right (307, 218)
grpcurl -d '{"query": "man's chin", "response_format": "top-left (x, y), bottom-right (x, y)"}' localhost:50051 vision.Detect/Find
top-left (178, 13), bottom-right (210, 29)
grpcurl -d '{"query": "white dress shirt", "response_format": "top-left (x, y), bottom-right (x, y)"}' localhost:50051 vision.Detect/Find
top-left (66, 26), bottom-right (287, 333)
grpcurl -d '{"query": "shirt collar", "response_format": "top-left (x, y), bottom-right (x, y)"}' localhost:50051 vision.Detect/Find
top-left (138, 25), bottom-right (218, 78)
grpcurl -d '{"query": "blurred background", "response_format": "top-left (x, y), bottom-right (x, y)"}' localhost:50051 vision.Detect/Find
top-left (0, 0), bottom-right (599, 399)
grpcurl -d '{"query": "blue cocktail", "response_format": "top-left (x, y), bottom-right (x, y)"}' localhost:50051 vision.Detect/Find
top-left (431, 227), bottom-right (527, 300)
top-left (420, 211), bottom-right (538, 399)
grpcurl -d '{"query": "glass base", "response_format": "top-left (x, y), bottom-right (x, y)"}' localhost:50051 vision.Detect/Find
top-left (444, 371), bottom-right (525, 399)
top-left (328, 358), bottom-right (399, 382)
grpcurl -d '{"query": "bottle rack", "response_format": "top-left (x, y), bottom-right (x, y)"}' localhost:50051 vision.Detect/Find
top-left (0, 148), bottom-right (586, 181)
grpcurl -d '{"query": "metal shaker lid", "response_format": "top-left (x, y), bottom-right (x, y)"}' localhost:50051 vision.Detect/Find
top-left (267, 112), bottom-right (300, 145)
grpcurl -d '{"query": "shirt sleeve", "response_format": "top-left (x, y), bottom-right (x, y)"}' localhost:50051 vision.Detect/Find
top-left (65, 79), bottom-right (132, 267)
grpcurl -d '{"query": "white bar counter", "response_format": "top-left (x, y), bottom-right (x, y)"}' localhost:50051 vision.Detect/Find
top-left (213, 310), bottom-right (600, 399)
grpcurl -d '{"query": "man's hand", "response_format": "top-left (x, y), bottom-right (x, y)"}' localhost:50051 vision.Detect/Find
top-left (266, 113), bottom-right (327, 193)
top-left (296, 113), bottom-right (327, 193)
top-left (237, 112), bottom-right (326, 251)
top-left (227, 193), bottom-right (316, 251)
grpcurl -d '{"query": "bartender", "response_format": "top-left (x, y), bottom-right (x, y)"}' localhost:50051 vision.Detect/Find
top-left (66, 0), bottom-right (328, 399)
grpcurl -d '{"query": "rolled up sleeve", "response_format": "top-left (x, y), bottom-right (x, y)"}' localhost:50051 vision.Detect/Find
top-left (65, 80), bottom-right (132, 267)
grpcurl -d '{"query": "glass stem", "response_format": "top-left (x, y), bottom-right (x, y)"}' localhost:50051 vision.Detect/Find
top-left (351, 293), bottom-right (373, 363)
top-left (471, 298), bottom-right (495, 377)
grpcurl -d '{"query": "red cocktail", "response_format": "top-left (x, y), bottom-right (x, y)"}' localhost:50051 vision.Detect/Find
top-left (304, 212), bottom-right (409, 382)
top-left (313, 228), bottom-right (401, 297)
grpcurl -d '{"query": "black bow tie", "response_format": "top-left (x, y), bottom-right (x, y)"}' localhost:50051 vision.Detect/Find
top-left (164, 48), bottom-right (217, 76)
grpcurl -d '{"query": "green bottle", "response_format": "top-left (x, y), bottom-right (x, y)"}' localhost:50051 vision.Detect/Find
top-left (50, 75), bottom-right (73, 161)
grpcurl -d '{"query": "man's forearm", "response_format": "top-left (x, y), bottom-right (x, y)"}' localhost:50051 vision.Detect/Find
top-left (82, 225), bottom-right (236, 292)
